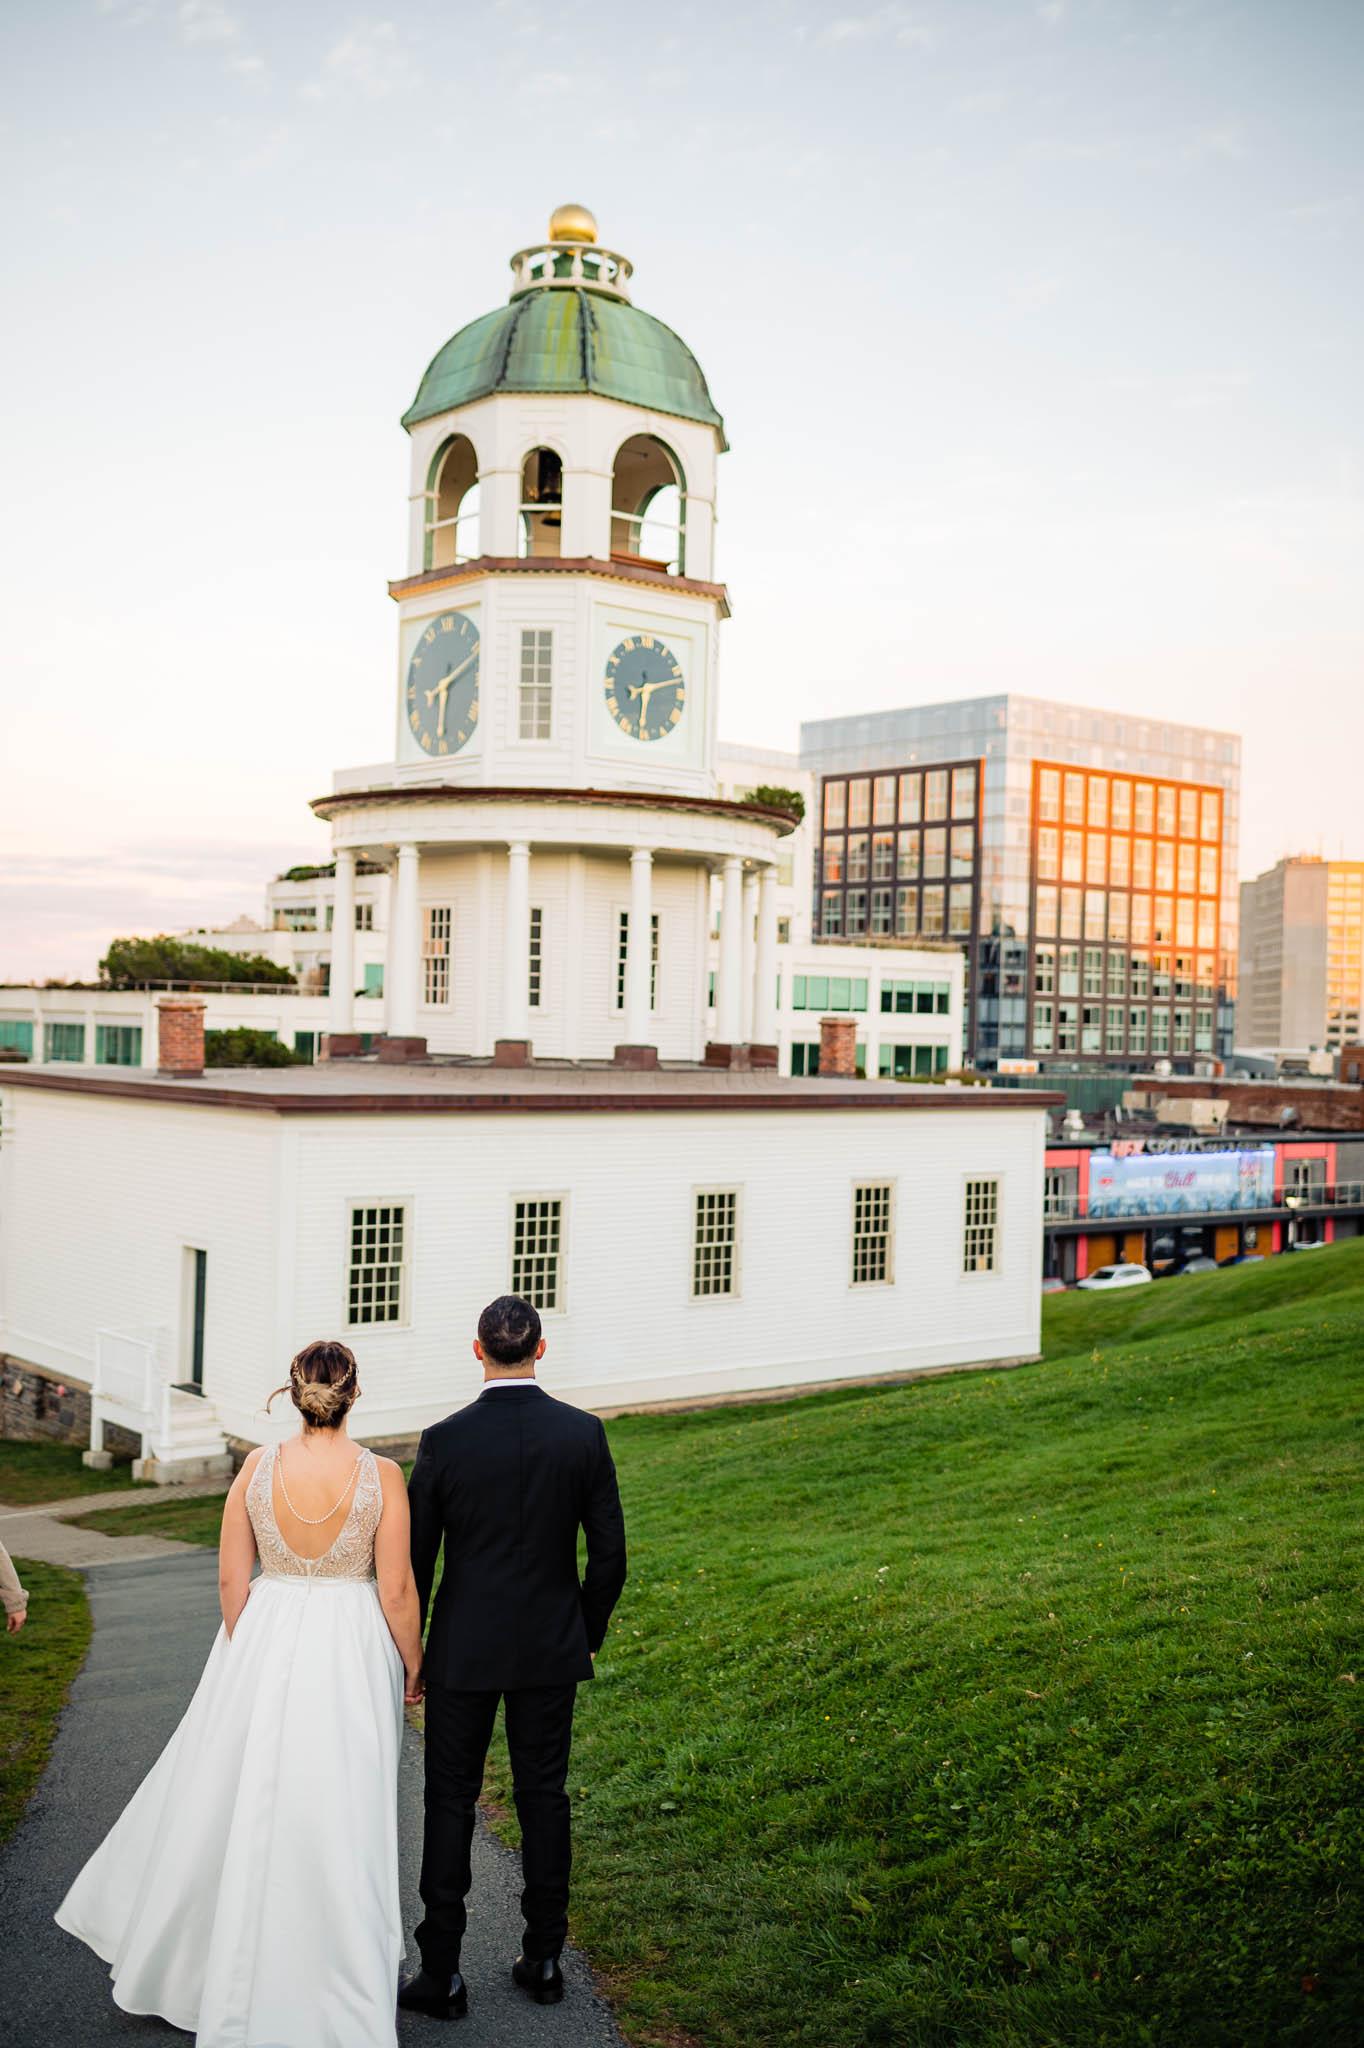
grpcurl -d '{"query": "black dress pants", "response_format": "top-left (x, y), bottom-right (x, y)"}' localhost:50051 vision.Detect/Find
top-left (416, 1681), bottom-right (578, 1970)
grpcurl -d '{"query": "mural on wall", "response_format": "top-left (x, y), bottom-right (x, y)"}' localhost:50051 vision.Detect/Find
top-left (1087, 1147), bottom-right (1276, 1218)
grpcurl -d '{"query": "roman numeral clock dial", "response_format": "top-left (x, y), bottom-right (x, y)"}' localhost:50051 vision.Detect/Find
top-left (604, 635), bottom-right (686, 741)
top-left (405, 610), bottom-right (480, 756)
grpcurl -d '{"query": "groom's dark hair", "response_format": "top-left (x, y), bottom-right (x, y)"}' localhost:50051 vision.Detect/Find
top-left (478, 1294), bottom-right (542, 1368)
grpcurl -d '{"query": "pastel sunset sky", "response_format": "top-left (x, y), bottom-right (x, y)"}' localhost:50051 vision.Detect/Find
top-left (2, 0), bottom-right (1360, 978)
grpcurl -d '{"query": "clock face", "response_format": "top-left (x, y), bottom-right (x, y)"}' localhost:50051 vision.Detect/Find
top-left (604, 634), bottom-right (686, 743)
top-left (405, 610), bottom-right (480, 757)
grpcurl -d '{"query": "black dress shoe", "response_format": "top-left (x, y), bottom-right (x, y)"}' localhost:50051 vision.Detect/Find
top-left (398, 1967), bottom-right (468, 2019)
top-left (512, 1955), bottom-right (564, 2005)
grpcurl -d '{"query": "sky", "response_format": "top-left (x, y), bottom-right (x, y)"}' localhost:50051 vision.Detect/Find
top-left (2, 0), bottom-right (1361, 979)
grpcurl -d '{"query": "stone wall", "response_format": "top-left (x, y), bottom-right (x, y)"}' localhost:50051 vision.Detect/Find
top-left (0, 1355), bottom-right (139, 1458)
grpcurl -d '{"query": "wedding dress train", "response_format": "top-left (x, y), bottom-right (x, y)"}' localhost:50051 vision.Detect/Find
top-left (56, 1444), bottom-right (405, 2047)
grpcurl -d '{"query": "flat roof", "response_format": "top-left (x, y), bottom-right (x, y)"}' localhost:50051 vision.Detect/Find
top-left (0, 1061), bottom-right (1066, 1118)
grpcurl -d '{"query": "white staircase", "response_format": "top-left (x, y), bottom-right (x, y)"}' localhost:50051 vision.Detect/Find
top-left (87, 1328), bottom-right (233, 1486)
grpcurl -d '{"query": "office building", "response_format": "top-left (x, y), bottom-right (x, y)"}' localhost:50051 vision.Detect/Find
top-left (801, 695), bottom-right (1241, 1069)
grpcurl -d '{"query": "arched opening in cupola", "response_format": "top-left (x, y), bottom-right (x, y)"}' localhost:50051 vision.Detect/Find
top-left (518, 447), bottom-right (564, 559)
top-left (423, 434), bottom-right (480, 569)
top-left (611, 435), bottom-right (685, 575)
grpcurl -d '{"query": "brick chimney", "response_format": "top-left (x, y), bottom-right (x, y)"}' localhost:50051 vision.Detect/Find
top-left (819, 1015), bottom-right (857, 1078)
top-left (157, 997), bottom-right (206, 1077)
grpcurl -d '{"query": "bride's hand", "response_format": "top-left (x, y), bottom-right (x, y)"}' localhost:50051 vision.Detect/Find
top-left (404, 1666), bottom-right (425, 1704)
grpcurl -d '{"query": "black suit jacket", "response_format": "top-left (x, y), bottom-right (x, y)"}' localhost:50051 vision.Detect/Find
top-left (408, 1385), bottom-right (628, 1691)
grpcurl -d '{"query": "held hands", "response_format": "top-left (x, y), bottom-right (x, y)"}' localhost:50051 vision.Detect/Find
top-left (404, 1664), bottom-right (425, 1705)
top-left (6, 1608), bottom-right (26, 1634)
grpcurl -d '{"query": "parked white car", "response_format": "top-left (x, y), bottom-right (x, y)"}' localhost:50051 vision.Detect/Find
top-left (1076, 1263), bottom-right (1153, 1291)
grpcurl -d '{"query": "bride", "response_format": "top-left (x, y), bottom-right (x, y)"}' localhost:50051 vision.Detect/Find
top-left (56, 1339), bottom-right (425, 2046)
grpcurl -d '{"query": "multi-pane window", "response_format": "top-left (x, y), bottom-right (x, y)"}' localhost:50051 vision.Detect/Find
top-left (880, 978), bottom-right (950, 1014)
top-left (95, 1024), bottom-right (142, 1066)
top-left (616, 909), bottom-right (660, 1010)
top-left (518, 629), bottom-right (553, 740)
top-left (817, 762), bottom-right (980, 963)
top-left (512, 1197), bottom-right (563, 1310)
top-left (963, 1179), bottom-right (999, 1274)
top-left (692, 1189), bottom-right (739, 1298)
top-left (528, 906), bottom-right (543, 1009)
top-left (794, 975), bottom-right (868, 1012)
top-left (43, 1022), bottom-right (84, 1062)
top-left (355, 902), bottom-right (375, 931)
top-left (851, 1181), bottom-right (894, 1285)
top-left (423, 906), bottom-right (452, 1005)
top-left (0, 1020), bottom-right (34, 1056)
top-left (347, 1204), bottom-right (406, 1325)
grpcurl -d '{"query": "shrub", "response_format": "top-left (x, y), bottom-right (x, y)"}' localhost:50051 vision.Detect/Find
top-left (100, 936), bottom-right (295, 988)
top-left (204, 1028), bottom-right (302, 1068)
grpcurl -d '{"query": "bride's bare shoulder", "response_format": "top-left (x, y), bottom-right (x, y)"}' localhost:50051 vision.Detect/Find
top-left (226, 1444), bottom-right (269, 1498)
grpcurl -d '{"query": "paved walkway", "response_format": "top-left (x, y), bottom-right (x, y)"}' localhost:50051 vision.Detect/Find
top-left (0, 1552), bottom-right (626, 2047)
top-left (0, 1476), bottom-right (228, 1568)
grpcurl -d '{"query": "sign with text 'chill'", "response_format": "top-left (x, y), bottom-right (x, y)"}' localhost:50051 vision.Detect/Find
top-left (1087, 1147), bottom-right (1276, 1218)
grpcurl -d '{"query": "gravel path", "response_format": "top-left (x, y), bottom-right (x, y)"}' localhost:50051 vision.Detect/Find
top-left (0, 1551), bottom-right (627, 2047)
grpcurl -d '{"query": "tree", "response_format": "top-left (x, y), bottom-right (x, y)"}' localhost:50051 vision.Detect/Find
top-left (748, 784), bottom-right (806, 822)
top-left (100, 936), bottom-right (295, 987)
top-left (204, 1028), bottom-right (303, 1068)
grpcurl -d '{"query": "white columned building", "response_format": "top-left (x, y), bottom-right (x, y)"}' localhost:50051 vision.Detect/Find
top-left (315, 204), bottom-right (794, 1071)
top-left (0, 206), bottom-right (1054, 1471)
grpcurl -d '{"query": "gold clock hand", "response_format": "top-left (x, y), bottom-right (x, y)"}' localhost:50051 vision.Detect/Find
top-left (422, 649), bottom-right (479, 739)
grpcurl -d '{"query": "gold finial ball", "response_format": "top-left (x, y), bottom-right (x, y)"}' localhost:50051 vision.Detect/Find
top-left (548, 202), bottom-right (597, 244)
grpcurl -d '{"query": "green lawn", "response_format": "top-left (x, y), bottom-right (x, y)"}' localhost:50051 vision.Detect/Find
top-left (482, 1244), bottom-right (1364, 2048)
top-left (67, 1491), bottom-right (227, 1544)
top-left (0, 1560), bottom-right (91, 1848)
top-left (0, 1439), bottom-right (147, 1505)
top-left (49, 1249), bottom-right (1364, 2044)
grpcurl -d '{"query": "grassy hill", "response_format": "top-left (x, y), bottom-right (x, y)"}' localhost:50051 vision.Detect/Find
top-left (481, 1243), bottom-right (1364, 2047)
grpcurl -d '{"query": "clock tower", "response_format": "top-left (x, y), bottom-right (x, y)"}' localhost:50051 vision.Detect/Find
top-left (314, 207), bottom-right (794, 1067)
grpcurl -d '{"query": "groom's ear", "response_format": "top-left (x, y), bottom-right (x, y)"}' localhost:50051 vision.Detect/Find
top-left (536, 1337), bottom-right (547, 1361)
top-left (473, 1338), bottom-right (484, 1363)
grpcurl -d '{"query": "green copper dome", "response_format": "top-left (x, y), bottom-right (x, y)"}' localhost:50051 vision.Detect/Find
top-left (402, 287), bottom-right (727, 448)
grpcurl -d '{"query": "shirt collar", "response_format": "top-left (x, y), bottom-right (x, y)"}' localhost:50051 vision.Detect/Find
top-left (480, 1377), bottom-right (543, 1393)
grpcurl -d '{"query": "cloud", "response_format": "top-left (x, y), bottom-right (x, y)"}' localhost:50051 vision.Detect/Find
top-left (1188, 122), bottom-right (1247, 162)
top-left (300, 20), bottom-right (415, 101)
top-left (815, 6), bottom-right (936, 50)
top-left (951, 88), bottom-right (1008, 116)
top-left (178, 0), bottom-right (239, 44)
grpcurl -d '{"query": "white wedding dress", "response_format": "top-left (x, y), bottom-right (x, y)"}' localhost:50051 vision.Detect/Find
top-left (56, 1444), bottom-right (405, 2047)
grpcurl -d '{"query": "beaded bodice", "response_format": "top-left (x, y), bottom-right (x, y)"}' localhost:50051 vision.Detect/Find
top-left (247, 1444), bottom-right (383, 1581)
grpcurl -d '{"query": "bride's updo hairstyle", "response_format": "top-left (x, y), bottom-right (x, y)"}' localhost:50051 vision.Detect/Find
top-left (267, 1339), bottom-right (360, 1431)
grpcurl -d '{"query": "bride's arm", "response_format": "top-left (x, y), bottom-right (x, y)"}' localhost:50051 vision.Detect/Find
top-left (219, 1450), bottom-right (262, 1636)
top-left (374, 1458), bottom-right (424, 1702)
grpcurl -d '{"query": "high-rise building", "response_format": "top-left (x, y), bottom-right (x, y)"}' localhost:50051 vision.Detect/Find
top-left (1239, 856), bottom-right (1364, 1052)
top-left (800, 694), bottom-right (1241, 1069)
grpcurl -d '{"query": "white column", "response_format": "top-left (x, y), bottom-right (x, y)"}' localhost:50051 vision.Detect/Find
top-left (502, 840), bottom-right (532, 1042)
top-left (741, 868), bottom-right (759, 1041)
top-left (384, 843), bottom-right (422, 1038)
top-left (623, 847), bottom-right (654, 1043)
top-left (753, 862), bottom-right (779, 1045)
top-left (716, 855), bottom-right (744, 1043)
top-left (327, 848), bottom-right (356, 1038)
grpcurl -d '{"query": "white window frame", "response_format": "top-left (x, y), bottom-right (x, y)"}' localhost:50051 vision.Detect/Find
top-left (961, 1176), bottom-right (1001, 1278)
top-left (423, 905), bottom-right (452, 1006)
top-left (690, 1186), bottom-right (742, 1301)
top-left (528, 905), bottom-right (544, 1010)
top-left (344, 1199), bottom-right (411, 1330)
top-left (615, 908), bottom-right (659, 1012)
top-left (517, 627), bottom-right (554, 742)
top-left (850, 1179), bottom-right (896, 1287)
top-left (509, 1192), bottom-right (568, 1315)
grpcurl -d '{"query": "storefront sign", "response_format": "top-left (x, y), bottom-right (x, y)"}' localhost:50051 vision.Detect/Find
top-left (1087, 1146), bottom-right (1276, 1218)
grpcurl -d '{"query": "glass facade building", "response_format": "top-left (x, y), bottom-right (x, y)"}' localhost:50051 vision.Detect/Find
top-left (800, 695), bottom-right (1240, 1069)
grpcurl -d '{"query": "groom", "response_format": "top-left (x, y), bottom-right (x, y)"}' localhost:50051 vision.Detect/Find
top-left (400, 1294), bottom-right (628, 2019)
